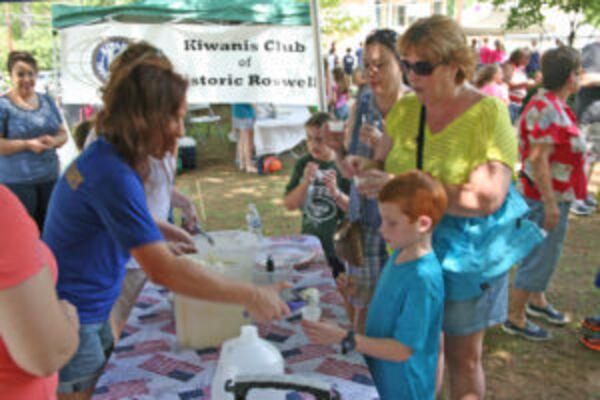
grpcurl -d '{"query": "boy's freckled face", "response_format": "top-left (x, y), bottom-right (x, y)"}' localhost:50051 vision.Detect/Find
top-left (378, 202), bottom-right (420, 250)
top-left (306, 125), bottom-right (333, 161)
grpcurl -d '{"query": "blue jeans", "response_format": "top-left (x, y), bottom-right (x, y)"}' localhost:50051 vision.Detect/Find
top-left (444, 273), bottom-right (509, 336)
top-left (514, 199), bottom-right (571, 292)
top-left (5, 180), bottom-right (56, 233)
top-left (58, 321), bottom-right (113, 393)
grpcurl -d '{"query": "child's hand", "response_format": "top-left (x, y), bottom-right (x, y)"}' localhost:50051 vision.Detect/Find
top-left (322, 170), bottom-right (338, 197)
top-left (303, 162), bottom-right (319, 182)
top-left (301, 319), bottom-right (346, 346)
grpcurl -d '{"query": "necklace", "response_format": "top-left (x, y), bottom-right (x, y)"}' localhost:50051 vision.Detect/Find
top-left (10, 90), bottom-right (38, 110)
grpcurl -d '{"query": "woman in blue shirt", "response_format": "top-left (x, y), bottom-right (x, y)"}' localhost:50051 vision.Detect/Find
top-left (43, 56), bottom-right (289, 398)
top-left (0, 51), bottom-right (67, 232)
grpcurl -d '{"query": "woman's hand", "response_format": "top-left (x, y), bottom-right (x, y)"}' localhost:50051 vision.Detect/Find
top-left (338, 155), bottom-right (371, 179)
top-left (181, 203), bottom-right (199, 234)
top-left (246, 282), bottom-right (292, 323)
top-left (356, 169), bottom-right (393, 199)
top-left (301, 319), bottom-right (346, 346)
top-left (359, 122), bottom-right (383, 149)
top-left (26, 137), bottom-right (51, 154)
top-left (543, 202), bottom-right (560, 231)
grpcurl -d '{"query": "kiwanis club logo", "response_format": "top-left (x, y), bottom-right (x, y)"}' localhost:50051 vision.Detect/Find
top-left (92, 37), bottom-right (131, 83)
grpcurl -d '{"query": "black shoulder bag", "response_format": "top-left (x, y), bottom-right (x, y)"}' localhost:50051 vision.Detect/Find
top-left (416, 105), bottom-right (426, 169)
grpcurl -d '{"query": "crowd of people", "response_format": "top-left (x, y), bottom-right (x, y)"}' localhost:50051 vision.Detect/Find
top-left (0, 14), bottom-right (599, 400)
top-left (288, 16), bottom-right (598, 400)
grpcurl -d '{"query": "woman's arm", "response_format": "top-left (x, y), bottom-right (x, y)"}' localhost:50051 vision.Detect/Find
top-left (0, 266), bottom-right (80, 377)
top-left (44, 124), bottom-right (68, 149)
top-left (131, 242), bottom-right (289, 322)
top-left (0, 136), bottom-right (50, 156)
top-left (528, 142), bottom-right (560, 230)
top-left (444, 160), bottom-right (513, 217)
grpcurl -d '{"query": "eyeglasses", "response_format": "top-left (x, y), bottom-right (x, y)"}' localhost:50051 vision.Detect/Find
top-left (400, 59), bottom-right (443, 76)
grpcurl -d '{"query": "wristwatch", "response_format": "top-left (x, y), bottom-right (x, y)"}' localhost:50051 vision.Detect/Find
top-left (340, 330), bottom-right (356, 355)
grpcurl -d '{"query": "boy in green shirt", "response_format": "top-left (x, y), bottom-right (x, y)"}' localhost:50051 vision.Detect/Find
top-left (284, 112), bottom-right (350, 276)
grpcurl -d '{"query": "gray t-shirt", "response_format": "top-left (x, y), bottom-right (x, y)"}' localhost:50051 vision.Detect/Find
top-left (0, 93), bottom-right (63, 184)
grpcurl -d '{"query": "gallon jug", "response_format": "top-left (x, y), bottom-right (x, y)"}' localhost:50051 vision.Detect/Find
top-left (174, 231), bottom-right (260, 348)
top-left (211, 325), bottom-right (285, 400)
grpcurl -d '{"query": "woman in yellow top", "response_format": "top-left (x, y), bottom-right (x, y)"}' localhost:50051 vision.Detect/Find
top-left (355, 16), bottom-right (542, 400)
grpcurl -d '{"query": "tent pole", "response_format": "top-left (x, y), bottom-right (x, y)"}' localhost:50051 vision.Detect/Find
top-left (310, 0), bottom-right (326, 112)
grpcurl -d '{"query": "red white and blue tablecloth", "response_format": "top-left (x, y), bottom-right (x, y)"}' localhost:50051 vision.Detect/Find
top-left (92, 235), bottom-right (379, 400)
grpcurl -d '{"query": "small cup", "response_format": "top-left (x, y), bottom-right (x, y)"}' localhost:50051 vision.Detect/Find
top-left (302, 305), bottom-right (322, 322)
top-left (328, 120), bottom-right (344, 133)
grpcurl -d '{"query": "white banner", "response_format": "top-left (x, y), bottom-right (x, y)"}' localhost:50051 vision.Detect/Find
top-left (59, 22), bottom-right (318, 105)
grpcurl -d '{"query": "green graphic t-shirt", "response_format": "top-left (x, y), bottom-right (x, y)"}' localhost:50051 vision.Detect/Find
top-left (285, 154), bottom-right (350, 259)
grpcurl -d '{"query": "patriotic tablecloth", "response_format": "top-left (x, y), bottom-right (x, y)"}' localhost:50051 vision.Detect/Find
top-left (92, 235), bottom-right (379, 400)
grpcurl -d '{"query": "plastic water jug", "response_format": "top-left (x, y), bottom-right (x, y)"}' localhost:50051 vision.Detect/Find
top-left (174, 231), bottom-right (260, 348)
top-left (211, 325), bottom-right (285, 400)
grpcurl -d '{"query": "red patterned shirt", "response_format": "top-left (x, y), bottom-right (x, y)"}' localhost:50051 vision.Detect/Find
top-left (519, 89), bottom-right (587, 202)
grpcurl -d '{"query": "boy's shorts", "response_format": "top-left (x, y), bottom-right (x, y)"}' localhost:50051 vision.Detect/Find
top-left (58, 321), bottom-right (114, 393)
top-left (444, 273), bottom-right (509, 336)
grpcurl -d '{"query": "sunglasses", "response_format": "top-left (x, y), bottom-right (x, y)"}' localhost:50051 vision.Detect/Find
top-left (400, 59), bottom-right (443, 76)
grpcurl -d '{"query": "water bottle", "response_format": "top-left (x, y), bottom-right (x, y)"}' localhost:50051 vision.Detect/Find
top-left (246, 203), bottom-right (263, 239)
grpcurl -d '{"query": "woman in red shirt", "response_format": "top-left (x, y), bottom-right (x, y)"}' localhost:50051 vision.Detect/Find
top-left (0, 185), bottom-right (79, 399)
top-left (503, 47), bottom-right (586, 341)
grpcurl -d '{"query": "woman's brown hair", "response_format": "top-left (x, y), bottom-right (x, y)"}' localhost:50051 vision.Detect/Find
top-left (7, 50), bottom-right (37, 73)
top-left (398, 15), bottom-right (476, 84)
top-left (96, 58), bottom-right (188, 174)
top-left (332, 66), bottom-right (349, 94)
top-left (474, 64), bottom-right (500, 88)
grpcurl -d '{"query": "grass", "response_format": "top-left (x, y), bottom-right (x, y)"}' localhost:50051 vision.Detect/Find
top-left (177, 134), bottom-right (600, 400)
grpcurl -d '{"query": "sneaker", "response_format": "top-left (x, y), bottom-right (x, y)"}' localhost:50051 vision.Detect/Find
top-left (570, 200), bottom-right (593, 216)
top-left (501, 320), bottom-right (551, 341)
top-left (526, 303), bottom-right (570, 325)
top-left (584, 194), bottom-right (598, 209)
top-left (579, 335), bottom-right (600, 352)
top-left (582, 316), bottom-right (600, 332)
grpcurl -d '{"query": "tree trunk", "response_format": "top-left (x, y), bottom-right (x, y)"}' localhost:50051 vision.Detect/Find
top-left (4, 4), bottom-right (13, 52)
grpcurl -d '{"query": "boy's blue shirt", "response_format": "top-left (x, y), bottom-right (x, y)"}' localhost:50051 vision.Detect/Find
top-left (43, 138), bottom-right (163, 324)
top-left (365, 250), bottom-right (444, 400)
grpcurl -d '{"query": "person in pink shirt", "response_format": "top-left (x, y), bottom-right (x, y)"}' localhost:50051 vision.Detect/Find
top-left (475, 64), bottom-right (510, 104)
top-left (0, 185), bottom-right (80, 399)
top-left (479, 37), bottom-right (492, 64)
top-left (491, 40), bottom-right (506, 64)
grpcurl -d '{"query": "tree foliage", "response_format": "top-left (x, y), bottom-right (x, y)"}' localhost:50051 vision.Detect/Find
top-left (489, 0), bottom-right (600, 46)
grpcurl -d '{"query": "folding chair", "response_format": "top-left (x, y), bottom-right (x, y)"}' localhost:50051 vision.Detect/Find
top-left (186, 103), bottom-right (223, 141)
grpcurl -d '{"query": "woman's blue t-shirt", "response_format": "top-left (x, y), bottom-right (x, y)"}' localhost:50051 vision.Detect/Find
top-left (0, 93), bottom-right (63, 184)
top-left (42, 138), bottom-right (163, 324)
top-left (365, 251), bottom-right (444, 400)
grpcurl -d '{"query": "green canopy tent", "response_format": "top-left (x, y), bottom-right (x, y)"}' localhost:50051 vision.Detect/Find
top-left (51, 0), bottom-right (326, 108)
top-left (52, 0), bottom-right (312, 29)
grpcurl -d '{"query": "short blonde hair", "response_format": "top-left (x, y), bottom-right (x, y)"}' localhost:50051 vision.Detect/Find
top-left (398, 15), bottom-right (476, 84)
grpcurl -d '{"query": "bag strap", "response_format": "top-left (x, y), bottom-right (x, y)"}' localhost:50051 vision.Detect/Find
top-left (416, 105), bottom-right (426, 170)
